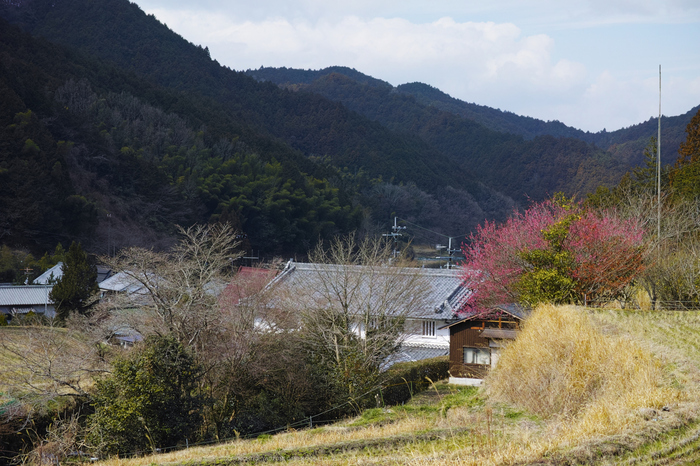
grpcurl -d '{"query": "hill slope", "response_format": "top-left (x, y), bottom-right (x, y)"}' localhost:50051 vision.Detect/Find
top-left (247, 68), bottom-right (626, 201)
top-left (0, 17), bottom-right (365, 254)
top-left (76, 307), bottom-right (700, 466)
top-left (250, 66), bottom-right (697, 168)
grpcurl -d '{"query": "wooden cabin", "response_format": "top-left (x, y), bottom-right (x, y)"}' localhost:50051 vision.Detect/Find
top-left (444, 304), bottom-right (529, 385)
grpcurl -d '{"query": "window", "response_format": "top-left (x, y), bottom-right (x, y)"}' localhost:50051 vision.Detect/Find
top-left (422, 320), bottom-right (435, 337)
top-left (463, 347), bottom-right (491, 365)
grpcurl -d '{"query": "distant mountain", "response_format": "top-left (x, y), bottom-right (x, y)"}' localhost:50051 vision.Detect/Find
top-left (246, 68), bottom-right (625, 201)
top-left (585, 107), bottom-right (700, 166)
top-left (395, 81), bottom-right (585, 140)
top-left (249, 67), bottom-right (697, 167)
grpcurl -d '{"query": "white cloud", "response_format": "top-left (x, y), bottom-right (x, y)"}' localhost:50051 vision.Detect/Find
top-left (152, 9), bottom-right (586, 94)
top-left (138, 2), bottom-right (700, 132)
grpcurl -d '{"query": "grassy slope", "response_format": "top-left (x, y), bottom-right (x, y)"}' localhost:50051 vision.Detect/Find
top-left (86, 307), bottom-right (700, 466)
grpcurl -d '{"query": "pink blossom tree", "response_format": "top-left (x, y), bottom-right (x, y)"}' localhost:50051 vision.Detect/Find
top-left (460, 197), bottom-right (645, 311)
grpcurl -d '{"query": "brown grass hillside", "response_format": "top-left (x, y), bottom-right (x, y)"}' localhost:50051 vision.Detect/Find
top-left (75, 305), bottom-right (700, 465)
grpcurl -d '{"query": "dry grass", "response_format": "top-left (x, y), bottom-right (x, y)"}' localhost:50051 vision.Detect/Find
top-left (486, 304), bottom-right (681, 446)
top-left (0, 325), bottom-right (105, 399)
top-left (57, 307), bottom-right (700, 465)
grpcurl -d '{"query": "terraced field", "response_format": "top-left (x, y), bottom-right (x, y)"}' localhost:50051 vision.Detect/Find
top-left (5, 308), bottom-right (700, 465)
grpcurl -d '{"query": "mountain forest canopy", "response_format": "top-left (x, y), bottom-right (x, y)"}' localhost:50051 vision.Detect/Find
top-left (0, 0), bottom-right (697, 260)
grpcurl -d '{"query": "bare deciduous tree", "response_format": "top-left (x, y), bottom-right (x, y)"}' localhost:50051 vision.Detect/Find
top-left (0, 324), bottom-right (109, 404)
top-left (100, 223), bottom-right (243, 350)
top-left (292, 234), bottom-right (431, 405)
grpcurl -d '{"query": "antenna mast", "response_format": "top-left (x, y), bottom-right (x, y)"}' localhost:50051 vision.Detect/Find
top-left (657, 65), bottom-right (661, 246)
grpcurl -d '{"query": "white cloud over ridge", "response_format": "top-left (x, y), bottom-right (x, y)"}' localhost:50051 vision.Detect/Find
top-left (140, 2), bottom-right (700, 132)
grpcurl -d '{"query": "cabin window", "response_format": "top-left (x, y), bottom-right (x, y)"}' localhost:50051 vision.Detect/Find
top-left (422, 320), bottom-right (436, 337)
top-left (463, 347), bottom-right (491, 365)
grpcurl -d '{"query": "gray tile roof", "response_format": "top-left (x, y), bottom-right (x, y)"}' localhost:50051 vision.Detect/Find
top-left (98, 271), bottom-right (146, 294)
top-left (0, 285), bottom-right (53, 306)
top-left (387, 344), bottom-right (449, 366)
top-left (269, 261), bottom-right (471, 319)
top-left (33, 262), bottom-right (63, 285)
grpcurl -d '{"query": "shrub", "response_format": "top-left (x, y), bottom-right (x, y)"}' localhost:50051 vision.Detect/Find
top-left (379, 356), bottom-right (449, 406)
top-left (87, 335), bottom-right (203, 456)
top-left (461, 197), bottom-right (645, 310)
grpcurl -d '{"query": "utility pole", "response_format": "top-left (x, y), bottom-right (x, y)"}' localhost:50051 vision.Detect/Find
top-left (435, 237), bottom-right (460, 269)
top-left (382, 217), bottom-right (406, 258)
top-left (107, 213), bottom-right (112, 257)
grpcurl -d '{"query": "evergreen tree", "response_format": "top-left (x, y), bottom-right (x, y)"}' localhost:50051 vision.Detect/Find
top-left (87, 335), bottom-right (203, 456)
top-left (49, 241), bottom-right (98, 320)
top-left (670, 108), bottom-right (700, 198)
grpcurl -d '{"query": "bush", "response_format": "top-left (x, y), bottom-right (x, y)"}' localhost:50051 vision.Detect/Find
top-left (87, 335), bottom-right (203, 456)
top-left (379, 356), bottom-right (449, 406)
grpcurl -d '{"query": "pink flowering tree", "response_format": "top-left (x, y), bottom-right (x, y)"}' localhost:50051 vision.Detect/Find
top-left (460, 197), bottom-right (645, 311)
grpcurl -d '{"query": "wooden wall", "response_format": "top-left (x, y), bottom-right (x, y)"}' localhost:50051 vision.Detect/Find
top-left (449, 320), bottom-right (490, 379)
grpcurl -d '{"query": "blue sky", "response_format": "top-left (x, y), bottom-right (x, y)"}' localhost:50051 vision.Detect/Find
top-left (130, 0), bottom-right (700, 133)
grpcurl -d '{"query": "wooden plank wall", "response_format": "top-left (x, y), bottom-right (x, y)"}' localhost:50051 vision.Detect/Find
top-left (449, 321), bottom-right (490, 378)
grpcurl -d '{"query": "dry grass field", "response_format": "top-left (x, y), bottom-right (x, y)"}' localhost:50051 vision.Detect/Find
top-left (3, 306), bottom-right (700, 465)
top-left (0, 325), bottom-right (106, 403)
top-left (77, 305), bottom-right (700, 466)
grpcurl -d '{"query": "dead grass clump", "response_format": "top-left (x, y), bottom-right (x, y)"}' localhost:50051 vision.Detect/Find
top-left (485, 304), bottom-right (674, 429)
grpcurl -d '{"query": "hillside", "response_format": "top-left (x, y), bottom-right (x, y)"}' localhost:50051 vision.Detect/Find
top-left (2, 0), bottom-right (695, 257)
top-left (0, 0), bottom-right (473, 194)
top-left (248, 68), bottom-right (626, 201)
top-left (249, 66), bottom-right (697, 168)
top-left (0, 17), bottom-right (367, 255)
top-left (0, 0), bottom-right (524, 255)
top-left (68, 306), bottom-right (700, 466)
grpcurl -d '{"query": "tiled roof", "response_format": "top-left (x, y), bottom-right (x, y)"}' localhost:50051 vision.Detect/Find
top-left (388, 344), bottom-right (449, 366)
top-left (0, 285), bottom-right (53, 306)
top-left (268, 261), bottom-right (472, 319)
top-left (98, 271), bottom-right (145, 294)
top-left (442, 303), bottom-right (531, 328)
top-left (33, 262), bottom-right (63, 284)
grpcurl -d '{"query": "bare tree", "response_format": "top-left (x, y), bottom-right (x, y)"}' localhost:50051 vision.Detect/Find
top-left (0, 324), bottom-right (110, 404)
top-left (617, 191), bottom-right (700, 309)
top-left (290, 234), bottom-right (431, 406)
top-left (100, 223), bottom-right (243, 351)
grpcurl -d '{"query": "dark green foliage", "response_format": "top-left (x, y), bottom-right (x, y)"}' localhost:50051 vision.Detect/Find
top-left (0, 243), bottom-right (64, 284)
top-left (205, 333), bottom-right (324, 438)
top-left (585, 137), bottom-right (672, 210)
top-left (380, 357), bottom-right (449, 406)
top-left (249, 69), bottom-right (626, 203)
top-left (670, 107), bottom-right (700, 199)
top-left (516, 214), bottom-right (578, 306)
top-left (49, 242), bottom-right (97, 320)
top-left (0, 16), bottom-right (362, 254)
top-left (87, 335), bottom-right (203, 456)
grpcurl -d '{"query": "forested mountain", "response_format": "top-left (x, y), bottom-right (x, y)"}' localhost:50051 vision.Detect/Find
top-left (0, 1), bottom-right (514, 255)
top-left (0, 17), bottom-right (363, 255)
top-left (249, 66), bottom-right (696, 167)
top-left (0, 0), bottom-right (474, 193)
top-left (2, 0), bottom-right (693, 259)
top-left (246, 68), bottom-right (625, 201)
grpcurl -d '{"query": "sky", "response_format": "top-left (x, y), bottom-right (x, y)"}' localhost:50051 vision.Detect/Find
top-left (130, 0), bottom-right (700, 133)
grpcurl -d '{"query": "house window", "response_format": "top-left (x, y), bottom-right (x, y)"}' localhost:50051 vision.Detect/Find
top-left (463, 347), bottom-right (491, 365)
top-left (422, 320), bottom-right (435, 337)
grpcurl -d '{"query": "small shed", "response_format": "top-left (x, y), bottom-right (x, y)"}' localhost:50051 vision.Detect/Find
top-left (0, 285), bottom-right (55, 319)
top-left (444, 304), bottom-right (529, 385)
